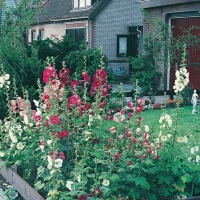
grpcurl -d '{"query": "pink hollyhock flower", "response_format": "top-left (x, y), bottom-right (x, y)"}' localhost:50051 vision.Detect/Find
top-left (40, 140), bottom-right (44, 146)
top-left (148, 148), bottom-right (153, 154)
top-left (59, 152), bottom-right (65, 160)
top-left (45, 120), bottom-right (50, 128)
top-left (108, 138), bottom-right (113, 143)
top-left (50, 151), bottom-right (58, 160)
top-left (113, 112), bottom-right (125, 122)
top-left (154, 154), bottom-right (159, 160)
top-left (127, 101), bottom-right (134, 108)
top-left (126, 130), bottom-right (132, 139)
top-left (110, 116), bottom-right (113, 121)
top-left (157, 142), bottom-right (162, 150)
top-left (43, 69), bottom-right (52, 83)
top-left (144, 132), bottom-right (149, 139)
top-left (127, 161), bottom-right (131, 166)
top-left (51, 80), bottom-right (60, 91)
top-left (17, 97), bottom-right (25, 110)
top-left (114, 153), bottom-right (121, 162)
top-left (143, 154), bottom-right (147, 159)
top-left (138, 154), bottom-right (142, 159)
top-left (128, 112), bottom-right (134, 118)
top-left (11, 100), bottom-right (17, 112)
top-left (70, 79), bottom-right (79, 89)
top-left (119, 135), bottom-right (124, 139)
top-left (120, 109), bottom-right (125, 115)
top-left (77, 194), bottom-right (87, 200)
top-left (50, 115), bottom-right (60, 125)
top-left (68, 94), bottom-right (82, 108)
top-left (110, 127), bottom-right (116, 134)
top-left (137, 106), bottom-right (143, 113)
top-left (90, 192), bottom-right (94, 197)
top-left (132, 138), bottom-right (137, 143)
top-left (77, 106), bottom-right (83, 117)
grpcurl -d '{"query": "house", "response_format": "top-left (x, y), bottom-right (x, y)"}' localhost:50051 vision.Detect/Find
top-left (139, 0), bottom-right (200, 93)
top-left (29, 0), bottom-right (144, 93)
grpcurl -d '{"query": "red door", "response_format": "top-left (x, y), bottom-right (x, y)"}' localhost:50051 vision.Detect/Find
top-left (170, 17), bottom-right (200, 89)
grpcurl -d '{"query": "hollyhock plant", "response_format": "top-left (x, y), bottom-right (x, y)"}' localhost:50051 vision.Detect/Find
top-left (0, 48), bottom-right (200, 200)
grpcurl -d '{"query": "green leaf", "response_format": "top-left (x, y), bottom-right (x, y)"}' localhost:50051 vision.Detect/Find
top-left (157, 173), bottom-right (174, 185)
top-left (34, 181), bottom-right (45, 190)
top-left (134, 177), bottom-right (150, 190)
top-left (173, 180), bottom-right (186, 192)
top-left (181, 173), bottom-right (193, 183)
top-left (110, 174), bottom-right (119, 182)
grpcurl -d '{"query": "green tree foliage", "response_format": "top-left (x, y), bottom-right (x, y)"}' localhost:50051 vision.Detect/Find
top-left (0, 0), bottom-right (43, 118)
top-left (65, 47), bottom-right (115, 84)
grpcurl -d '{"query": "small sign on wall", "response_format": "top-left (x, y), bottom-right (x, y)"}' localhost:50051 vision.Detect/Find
top-left (108, 63), bottom-right (129, 76)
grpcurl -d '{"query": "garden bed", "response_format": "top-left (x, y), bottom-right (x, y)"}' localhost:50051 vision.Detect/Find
top-left (0, 159), bottom-right (45, 200)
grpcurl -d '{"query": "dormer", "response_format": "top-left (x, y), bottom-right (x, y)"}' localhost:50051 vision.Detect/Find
top-left (73, 0), bottom-right (98, 9)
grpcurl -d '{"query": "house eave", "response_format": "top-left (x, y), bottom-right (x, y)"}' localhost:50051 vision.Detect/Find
top-left (139, 0), bottom-right (200, 9)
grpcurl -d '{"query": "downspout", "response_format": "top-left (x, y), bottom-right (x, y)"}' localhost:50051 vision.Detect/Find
top-left (87, 19), bottom-right (90, 49)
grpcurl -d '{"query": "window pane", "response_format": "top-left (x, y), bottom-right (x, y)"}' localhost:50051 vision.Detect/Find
top-left (75, 28), bottom-right (84, 42)
top-left (80, 0), bottom-right (85, 7)
top-left (119, 37), bottom-right (127, 54)
top-left (66, 29), bottom-right (75, 41)
top-left (39, 30), bottom-right (44, 40)
top-left (86, 0), bottom-right (91, 6)
top-left (31, 30), bottom-right (36, 41)
top-left (74, 0), bottom-right (78, 7)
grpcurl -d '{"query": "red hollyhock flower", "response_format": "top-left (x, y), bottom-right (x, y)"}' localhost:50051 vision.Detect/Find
top-left (70, 79), bottom-right (79, 89)
top-left (127, 101), bottom-right (134, 108)
top-left (50, 115), bottom-right (60, 125)
top-left (60, 130), bottom-right (69, 138)
top-left (157, 142), bottom-right (162, 150)
top-left (40, 140), bottom-right (44, 146)
top-left (138, 154), bottom-right (142, 159)
top-left (96, 68), bottom-right (107, 83)
top-left (101, 87), bottom-right (108, 96)
top-left (82, 72), bottom-right (90, 82)
top-left (59, 152), bottom-right (65, 160)
top-left (114, 153), bottom-right (121, 162)
top-left (127, 161), bottom-right (131, 166)
top-left (59, 67), bottom-right (70, 85)
top-left (77, 195), bottom-right (87, 200)
top-left (84, 102), bottom-right (91, 111)
top-left (128, 112), bottom-right (134, 118)
top-left (148, 148), bottom-right (153, 154)
top-left (68, 94), bottom-right (82, 108)
top-left (90, 192), bottom-right (94, 197)
top-left (132, 138), bottom-right (137, 143)
top-left (154, 154), bottom-right (159, 160)
top-left (43, 69), bottom-right (52, 84)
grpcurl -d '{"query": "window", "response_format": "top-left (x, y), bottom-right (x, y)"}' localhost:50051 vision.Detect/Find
top-left (39, 29), bottom-right (44, 40)
top-left (74, 0), bottom-right (91, 8)
top-left (117, 35), bottom-right (129, 57)
top-left (66, 28), bottom-right (85, 43)
top-left (31, 30), bottom-right (36, 42)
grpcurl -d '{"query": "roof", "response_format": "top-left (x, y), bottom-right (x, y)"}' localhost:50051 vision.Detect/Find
top-left (34, 0), bottom-right (111, 24)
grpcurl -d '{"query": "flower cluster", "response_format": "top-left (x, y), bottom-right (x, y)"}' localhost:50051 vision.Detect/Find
top-left (188, 146), bottom-right (200, 163)
top-left (173, 68), bottom-right (189, 93)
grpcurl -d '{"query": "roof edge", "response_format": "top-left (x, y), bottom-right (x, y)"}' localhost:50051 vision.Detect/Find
top-left (139, 0), bottom-right (200, 9)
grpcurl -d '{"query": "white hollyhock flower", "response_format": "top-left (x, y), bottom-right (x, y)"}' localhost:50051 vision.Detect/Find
top-left (161, 135), bottom-right (167, 142)
top-left (24, 114), bottom-right (29, 125)
top-left (194, 146), bottom-right (199, 152)
top-left (196, 155), bottom-right (200, 163)
top-left (102, 179), bottom-right (110, 186)
top-left (188, 157), bottom-right (192, 162)
top-left (77, 175), bottom-right (81, 183)
top-left (136, 128), bottom-right (141, 135)
top-left (33, 100), bottom-right (39, 107)
top-left (0, 152), bottom-right (4, 157)
top-left (191, 148), bottom-right (195, 154)
top-left (0, 77), bottom-right (5, 84)
top-left (167, 134), bottom-right (172, 138)
top-left (47, 140), bottom-right (53, 145)
top-left (3, 74), bottom-right (10, 80)
top-left (84, 131), bottom-right (92, 136)
top-left (66, 181), bottom-right (74, 190)
top-left (55, 158), bottom-right (63, 168)
top-left (177, 137), bottom-right (184, 143)
top-left (16, 142), bottom-right (25, 150)
top-left (183, 136), bottom-right (188, 143)
top-left (144, 125), bottom-right (149, 132)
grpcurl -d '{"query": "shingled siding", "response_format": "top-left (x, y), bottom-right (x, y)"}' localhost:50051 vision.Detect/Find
top-left (92, 0), bottom-right (143, 89)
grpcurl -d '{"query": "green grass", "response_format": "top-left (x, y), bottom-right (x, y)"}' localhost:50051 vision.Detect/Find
top-left (140, 105), bottom-right (200, 137)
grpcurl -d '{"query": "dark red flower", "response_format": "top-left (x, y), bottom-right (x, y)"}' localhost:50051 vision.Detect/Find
top-left (70, 79), bottom-right (79, 89)
top-left (128, 101), bottom-right (134, 108)
top-left (43, 69), bottom-right (52, 84)
top-left (114, 153), bottom-right (121, 162)
top-left (154, 154), bottom-right (159, 160)
top-left (84, 102), bottom-right (91, 111)
top-left (82, 72), bottom-right (90, 83)
top-left (77, 194), bottom-right (87, 200)
top-left (60, 152), bottom-right (65, 160)
top-left (59, 67), bottom-right (70, 85)
top-left (127, 161), bottom-right (131, 166)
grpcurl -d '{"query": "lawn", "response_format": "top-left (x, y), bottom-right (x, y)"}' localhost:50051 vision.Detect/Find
top-left (140, 105), bottom-right (200, 145)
